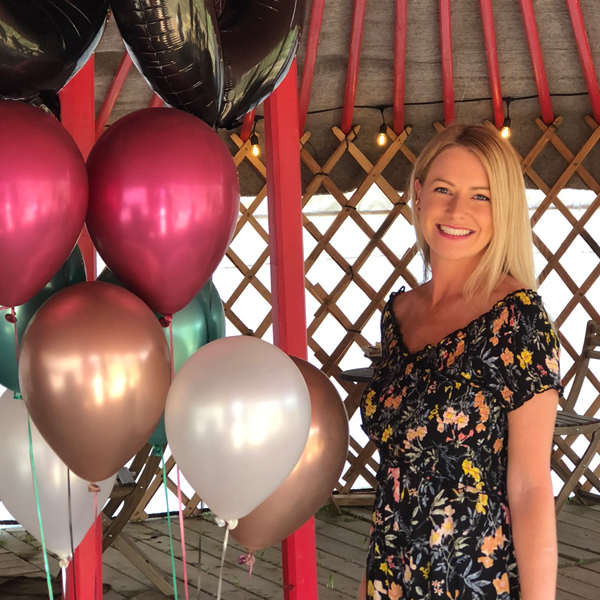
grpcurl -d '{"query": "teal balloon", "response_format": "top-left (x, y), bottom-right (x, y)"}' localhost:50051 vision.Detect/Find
top-left (97, 269), bottom-right (226, 446)
top-left (0, 247), bottom-right (86, 393)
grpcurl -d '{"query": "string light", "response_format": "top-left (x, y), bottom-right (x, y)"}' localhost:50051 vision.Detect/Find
top-left (500, 98), bottom-right (512, 139)
top-left (250, 132), bottom-right (260, 156)
top-left (376, 107), bottom-right (388, 146)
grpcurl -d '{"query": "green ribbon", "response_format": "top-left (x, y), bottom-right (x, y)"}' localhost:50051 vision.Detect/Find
top-left (161, 448), bottom-right (179, 598)
top-left (26, 413), bottom-right (54, 600)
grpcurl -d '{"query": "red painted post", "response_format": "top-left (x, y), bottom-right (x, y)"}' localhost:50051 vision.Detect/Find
top-left (264, 59), bottom-right (318, 600)
top-left (59, 58), bottom-right (97, 281)
top-left (59, 58), bottom-right (102, 599)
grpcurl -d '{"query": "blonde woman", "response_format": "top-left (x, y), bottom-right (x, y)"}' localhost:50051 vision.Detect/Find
top-left (359, 124), bottom-right (562, 600)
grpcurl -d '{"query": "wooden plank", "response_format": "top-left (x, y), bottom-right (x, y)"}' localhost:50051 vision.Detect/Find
top-left (557, 521), bottom-right (600, 555)
top-left (556, 572), bottom-right (600, 600)
top-left (560, 564), bottom-right (600, 589)
top-left (137, 517), bottom-right (358, 599)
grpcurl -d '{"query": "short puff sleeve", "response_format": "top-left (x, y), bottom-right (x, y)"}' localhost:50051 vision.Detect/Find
top-left (499, 292), bottom-right (563, 412)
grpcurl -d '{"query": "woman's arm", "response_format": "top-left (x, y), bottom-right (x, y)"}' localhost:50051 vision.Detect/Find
top-left (507, 388), bottom-right (559, 600)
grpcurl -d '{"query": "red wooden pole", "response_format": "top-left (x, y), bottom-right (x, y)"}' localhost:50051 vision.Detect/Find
top-left (439, 0), bottom-right (455, 125)
top-left (518, 0), bottom-right (554, 124)
top-left (95, 52), bottom-right (132, 139)
top-left (264, 59), bottom-right (317, 600)
top-left (479, 0), bottom-right (504, 129)
top-left (240, 108), bottom-right (257, 142)
top-left (565, 0), bottom-right (600, 123)
top-left (393, 0), bottom-right (407, 134)
top-left (298, 0), bottom-right (326, 135)
top-left (341, 0), bottom-right (367, 135)
top-left (59, 58), bottom-right (97, 280)
top-left (59, 58), bottom-right (101, 599)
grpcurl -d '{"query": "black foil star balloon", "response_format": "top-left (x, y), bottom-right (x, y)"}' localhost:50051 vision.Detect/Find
top-left (110, 0), bottom-right (305, 128)
top-left (0, 1), bottom-right (110, 100)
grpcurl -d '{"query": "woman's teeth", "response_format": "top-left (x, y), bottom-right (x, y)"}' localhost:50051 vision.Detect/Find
top-left (438, 225), bottom-right (474, 236)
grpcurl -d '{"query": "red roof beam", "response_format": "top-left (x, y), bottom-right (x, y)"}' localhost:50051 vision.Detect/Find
top-left (565, 0), bottom-right (600, 123)
top-left (298, 0), bottom-right (326, 135)
top-left (518, 0), bottom-right (554, 124)
top-left (149, 94), bottom-right (165, 108)
top-left (341, 0), bottom-right (367, 135)
top-left (95, 52), bottom-right (133, 139)
top-left (479, 0), bottom-right (504, 130)
top-left (393, 0), bottom-right (407, 134)
top-left (439, 0), bottom-right (455, 125)
top-left (240, 108), bottom-right (257, 142)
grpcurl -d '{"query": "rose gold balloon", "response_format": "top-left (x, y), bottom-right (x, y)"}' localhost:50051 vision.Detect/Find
top-left (19, 281), bottom-right (171, 482)
top-left (231, 357), bottom-right (349, 552)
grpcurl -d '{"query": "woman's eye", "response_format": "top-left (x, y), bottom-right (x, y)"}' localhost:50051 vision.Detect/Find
top-left (433, 187), bottom-right (450, 194)
top-left (474, 194), bottom-right (490, 202)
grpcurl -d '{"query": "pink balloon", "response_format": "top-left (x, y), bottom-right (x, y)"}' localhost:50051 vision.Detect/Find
top-left (86, 108), bottom-right (240, 316)
top-left (0, 101), bottom-right (88, 307)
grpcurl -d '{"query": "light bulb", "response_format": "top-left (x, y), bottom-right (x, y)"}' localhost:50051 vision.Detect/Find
top-left (377, 123), bottom-right (388, 146)
top-left (250, 133), bottom-right (260, 156)
top-left (500, 117), bottom-right (511, 139)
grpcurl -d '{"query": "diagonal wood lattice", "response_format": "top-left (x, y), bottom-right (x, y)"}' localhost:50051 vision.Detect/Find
top-left (127, 115), bottom-right (600, 521)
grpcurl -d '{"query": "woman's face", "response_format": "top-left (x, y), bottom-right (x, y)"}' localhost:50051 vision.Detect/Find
top-left (415, 146), bottom-right (493, 266)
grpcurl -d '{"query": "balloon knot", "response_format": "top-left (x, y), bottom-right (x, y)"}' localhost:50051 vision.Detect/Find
top-left (159, 314), bottom-right (173, 328)
top-left (88, 482), bottom-right (101, 493)
top-left (151, 444), bottom-right (164, 457)
top-left (238, 553), bottom-right (255, 567)
top-left (4, 312), bottom-right (16, 323)
top-left (13, 392), bottom-right (22, 401)
top-left (59, 558), bottom-right (70, 569)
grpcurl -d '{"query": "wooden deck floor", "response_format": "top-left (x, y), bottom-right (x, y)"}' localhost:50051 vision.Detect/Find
top-left (1, 503), bottom-right (599, 599)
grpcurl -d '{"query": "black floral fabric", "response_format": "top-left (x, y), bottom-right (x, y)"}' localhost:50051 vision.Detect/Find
top-left (360, 288), bottom-right (562, 600)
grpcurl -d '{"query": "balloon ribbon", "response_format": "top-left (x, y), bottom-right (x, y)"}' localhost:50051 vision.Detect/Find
top-left (197, 501), bottom-right (204, 600)
top-left (13, 307), bottom-right (53, 600)
top-left (162, 317), bottom-right (190, 599)
top-left (176, 467), bottom-right (190, 600)
top-left (161, 449), bottom-right (179, 597)
top-left (27, 414), bottom-right (54, 600)
top-left (66, 469), bottom-right (78, 600)
top-left (216, 522), bottom-right (232, 600)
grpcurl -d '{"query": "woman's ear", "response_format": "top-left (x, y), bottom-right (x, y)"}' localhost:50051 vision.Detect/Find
top-left (414, 179), bottom-right (422, 212)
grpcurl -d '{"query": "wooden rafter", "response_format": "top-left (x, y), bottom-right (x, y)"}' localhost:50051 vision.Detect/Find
top-left (341, 0), bottom-right (367, 134)
top-left (439, 0), bottom-right (454, 125)
top-left (298, 0), bottom-right (326, 135)
top-left (393, 0), bottom-right (407, 134)
top-left (565, 0), bottom-right (600, 123)
top-left (479, 0), bottom-right (504, 129)
top-left (518, 0), bottom-right (554, 124)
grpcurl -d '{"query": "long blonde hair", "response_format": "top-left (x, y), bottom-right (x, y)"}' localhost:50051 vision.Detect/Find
top-left (406, 124), bottom-right (536, 299)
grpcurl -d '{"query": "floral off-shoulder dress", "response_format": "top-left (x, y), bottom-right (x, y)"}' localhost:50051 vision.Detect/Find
top-left (360, 288), bottom-right (563, 599)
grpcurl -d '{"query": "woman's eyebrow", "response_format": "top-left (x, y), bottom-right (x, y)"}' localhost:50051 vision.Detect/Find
top-left (431, 177), bottom-right (490, 191)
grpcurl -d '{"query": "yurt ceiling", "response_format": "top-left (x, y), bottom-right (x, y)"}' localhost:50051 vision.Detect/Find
top-left (93, 0), bottom-right (600, 194)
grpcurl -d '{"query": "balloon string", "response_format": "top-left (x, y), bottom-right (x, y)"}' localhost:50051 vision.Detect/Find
top-left (27, 414), bottom-right (54, 600)
top-left (168, 320), bottom-right (175, 380)
top-left (216, 525), bottom-right (230, 600)
top-left (66, 470), bottom-right (78, 600)
top-left (197, 501), bottom-right (204, 600)
top-left (176, 467), bottom-right (190, 600)
top-left (10, 307), bottom-right (18, 362)
top-left (161, 449), bottom-right (179, 597)
top-left (61, 566), bottom-right (67, 599)
top-left (94, 490), bottom-right (99, 600)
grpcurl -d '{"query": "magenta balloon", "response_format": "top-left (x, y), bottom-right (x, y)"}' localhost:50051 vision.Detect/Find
top-left (0, 101), bottom-right (88, 307)
top-left (86, 108), bottom-right (240, 315)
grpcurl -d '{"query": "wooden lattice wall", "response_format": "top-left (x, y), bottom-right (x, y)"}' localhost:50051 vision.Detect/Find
top-left (128, 114), bottom-right (600, 520)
